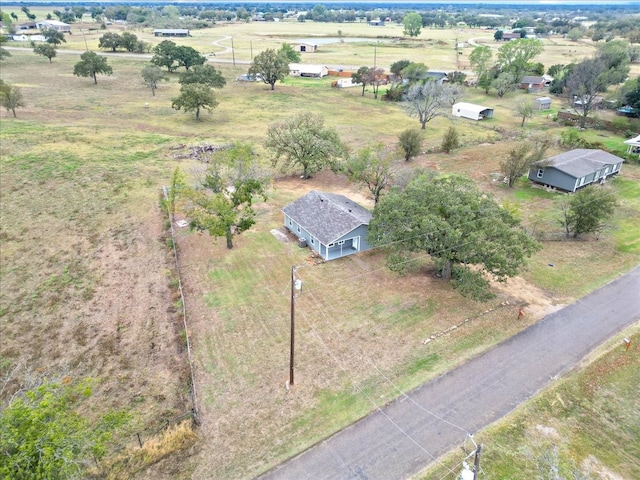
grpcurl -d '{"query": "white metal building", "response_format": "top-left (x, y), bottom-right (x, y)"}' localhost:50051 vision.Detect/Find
top-left (451, 102), bottom-right (494, 121)
top-left (289, 63), bottom-right (328, 78)
top-left (36, 20), bottom-right (71, 32)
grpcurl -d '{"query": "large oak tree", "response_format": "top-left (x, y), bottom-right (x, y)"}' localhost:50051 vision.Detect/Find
top-left (73, 51), bottom-right (112, 84)
top-left (248, 49), bottom-right (289, 90)
top-left (368, 174), bottom-right (540, 283)
top-left (265, 112), bottom-right (344, 179)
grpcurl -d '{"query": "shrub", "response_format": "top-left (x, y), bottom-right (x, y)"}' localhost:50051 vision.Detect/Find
top-left (441, 126), bottom-right (460, 154)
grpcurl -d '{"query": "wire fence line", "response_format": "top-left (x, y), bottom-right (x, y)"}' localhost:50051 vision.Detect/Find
top-left (162, 186), bottom-right (200, 424)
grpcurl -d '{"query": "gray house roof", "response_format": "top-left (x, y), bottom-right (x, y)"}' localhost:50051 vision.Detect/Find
top-left (521, 75), bottom-right (544, 84)
top-left (539, 149), bottom-right (624, 178)
top-left (282, 191), bottom-right (372, 245)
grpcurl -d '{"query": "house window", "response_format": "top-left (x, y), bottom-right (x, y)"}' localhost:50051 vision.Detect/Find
top-left (310, 238), bottom-right (315, 245)
top-left (296, 225), bottom-right (301, 233)
top-left (537, 169), bottom-right (544, 178)
top-left (337, 240), bottom-right (345, 246)
top-left (328, 243), bottom-right (334, 247)
top-left (300, 46), bottom-right (306, 52)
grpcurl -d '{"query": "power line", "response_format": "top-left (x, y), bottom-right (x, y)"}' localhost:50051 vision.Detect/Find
top-left (301, 309), bottom-right (461, 479)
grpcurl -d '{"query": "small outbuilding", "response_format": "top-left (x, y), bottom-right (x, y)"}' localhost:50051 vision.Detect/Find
top-left (528, 149), bottom-right (624, 192)
top-left (289, 63), bottom-right (328, 78)
top-left (624, 135), bottom-right (640, 157)
top-left (153, 29), bottom-right (190, 37)
top-left (452, 102), bottom-right (494, 121)
top-left (534, 96), bottom-right (552, 111)
top-left (282, 191), bottom-right (372, 261)
top-left (297, 42), bottom-right (318, 53)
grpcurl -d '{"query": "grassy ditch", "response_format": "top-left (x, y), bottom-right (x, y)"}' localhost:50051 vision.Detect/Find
top-left (418, 328), bottom-right (640, 479)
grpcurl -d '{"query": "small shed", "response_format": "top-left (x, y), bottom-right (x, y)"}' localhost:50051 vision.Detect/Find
top-left (289, 63), bottom-right (328, 78)
top-left (534, 97), bottom-right (552, 111)
top-left (452, 102), bottom-right (494, 121)
top-left (624, 135), bottom-right (640, 157)
top-left (297, 42), bottom-right (318, 53)
top-left (282, 191), bottom-right (372, 261)
top-left (333, 78), bottom-right (360, 88)
top-left (153, 29), bottom-right (190, 37)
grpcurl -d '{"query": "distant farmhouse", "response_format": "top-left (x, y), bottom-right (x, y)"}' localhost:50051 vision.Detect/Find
top-left (36, 20), bottom-right (70, 32)
top-left (501, 32), bottom-right (522, 41)
top-left (297, 42), bottom-right (318, 53)
top-left (528, 149), bottom-right (624, 192)
top-left (519, 75), bottom-right (546, 92)
top-left (282, 191), bottom-right (372, 261)
top-left (153, 29), bottom-right (190, 37)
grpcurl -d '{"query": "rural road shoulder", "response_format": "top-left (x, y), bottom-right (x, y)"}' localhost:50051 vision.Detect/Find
top-left (259, 266), bottom-right (640, 480)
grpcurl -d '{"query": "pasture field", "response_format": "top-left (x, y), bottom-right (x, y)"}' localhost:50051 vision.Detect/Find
top-left (1, 20), bottom-right (639, 479)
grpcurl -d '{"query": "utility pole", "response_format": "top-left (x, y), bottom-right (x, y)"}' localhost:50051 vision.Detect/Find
top-left (231, 37), bottom-right (235, 66)
top-left (288, 266), bottom-right (303, 388)
top-left (289, 265), bottom-right (296, 386)
top-left (473, 443), bottom-right (482, 480)
top-left (373, 44), bottom-right (377, 69)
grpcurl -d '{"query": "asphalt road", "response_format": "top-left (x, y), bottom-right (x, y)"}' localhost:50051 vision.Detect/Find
top-left (259, 266), bottom-right (640, 480)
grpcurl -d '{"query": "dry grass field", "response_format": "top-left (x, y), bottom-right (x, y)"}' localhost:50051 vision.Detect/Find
top-left (1, 19), bottom-right (639, 479)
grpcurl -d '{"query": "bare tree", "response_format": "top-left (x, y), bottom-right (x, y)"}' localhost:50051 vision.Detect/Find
top-left (445, 83), bottom-right (465, 106)
top-left (566, 58), bottom-right (609, 129)
top-left (365, 67), bottom-right (386, 99)
top-left (515, 98), bottom-right (535, 127)
top-left (402, 80), bottom-right (450, 129)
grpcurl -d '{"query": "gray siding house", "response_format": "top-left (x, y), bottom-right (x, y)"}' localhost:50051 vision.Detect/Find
top-left (282, 191), bottom-right (372, 261)
top-left (528, 149), bottom-right (624, 192)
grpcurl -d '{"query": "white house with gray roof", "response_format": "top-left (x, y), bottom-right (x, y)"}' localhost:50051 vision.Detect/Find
top-left (528, 149), bottom-right (624, 192)
top-left (282, 191), bottom-right (372, 261)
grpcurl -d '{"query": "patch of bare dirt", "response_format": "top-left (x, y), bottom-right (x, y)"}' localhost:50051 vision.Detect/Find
top-left (488, 275), bottom-right (567, 321)
top-left (1, 204), bottom-right (188, 443)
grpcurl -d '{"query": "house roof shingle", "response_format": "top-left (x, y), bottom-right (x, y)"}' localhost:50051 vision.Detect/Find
top-left (521, 75), bottom-right (544, 84)
top-left (540, 149), bottom-right (624, 178)
top-left (282, 191), bottom-right (372, 245)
